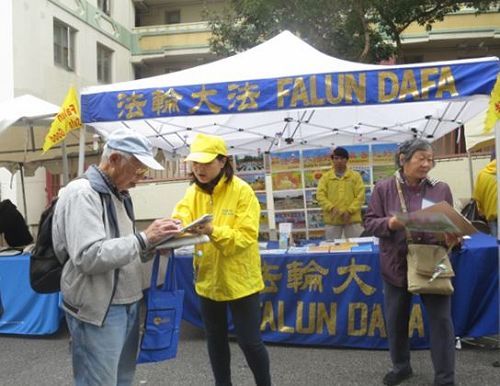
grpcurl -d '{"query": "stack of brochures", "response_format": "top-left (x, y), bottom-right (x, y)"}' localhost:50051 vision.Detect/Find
top-left (350, 243), bottom-right (373, 252)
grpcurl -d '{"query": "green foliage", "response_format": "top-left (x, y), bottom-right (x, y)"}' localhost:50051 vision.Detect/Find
top-left (206, 0), bottom-right (498, 63)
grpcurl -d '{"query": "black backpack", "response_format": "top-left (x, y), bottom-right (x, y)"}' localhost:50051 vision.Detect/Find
top-left (30, 197), bottom-right (65, 293)
top-left (30, 176), bottom-right (100, 294)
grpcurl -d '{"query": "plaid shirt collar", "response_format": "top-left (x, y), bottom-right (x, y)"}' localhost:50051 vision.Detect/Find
top-left (92, 165), bottom-right (130, 201)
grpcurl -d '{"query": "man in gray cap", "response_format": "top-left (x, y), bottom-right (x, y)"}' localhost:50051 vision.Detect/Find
top-left (52, 128), bottom-right (181, 386)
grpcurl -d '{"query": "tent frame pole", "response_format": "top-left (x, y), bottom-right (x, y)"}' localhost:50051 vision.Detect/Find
top-left (18, 162), bottom-right (28, 224)
top-left (78, 125), bottom-right (86, 176)
top-left (61, 140), bottom-right (69, 185)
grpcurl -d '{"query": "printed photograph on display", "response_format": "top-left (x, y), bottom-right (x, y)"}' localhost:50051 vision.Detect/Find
top-left (292, 231), bottom-right (307, 243)
top-left (308, 229), bottom-right (325, 240)
top-left (259, 231), bottom-right (270, 241)
top-left (307, 210), bottom-right (324, 229)
top-left (273, 190), bottom-right (305, 210)
top-left (275, 211), bottom-right (307, 230)
top-left (235, 153), bottom-right (265, 172)
top-left (302, 148), bottom-right (331, 169)
top-left (372, 143), bottom-right (398, 165)
top-left (270, 150), bottom-right (300, 172)
top-left (260, 211), bottom-right (269, 231)
top-left (239, 172), bottom-right (266, 191)
top-left (305, 190), bottom-right (320, 208)
top-left (352, 165), bottom-right (371, 185)
top-left (303, 169), bottom-right (327, 188)
top-left (372, 143), bottom-right (398, 183)
top-left (344, 144), bottom-right (370, 166)
top-left (256, 192), bottom-right (267, 210)
top-left (373, 165), bottom-right (397, 183)
top-left (272, 171), bottom-right (303, 190)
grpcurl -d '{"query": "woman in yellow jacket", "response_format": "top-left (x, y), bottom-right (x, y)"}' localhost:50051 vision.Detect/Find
top-left (473, 158), bottom-right (497, 237)
top-left (172, 133), bottom-right (271, 386)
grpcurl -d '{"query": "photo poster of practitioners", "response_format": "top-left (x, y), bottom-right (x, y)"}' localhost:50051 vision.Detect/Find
top-left (275, 210), bottom-right (306, 233)
top-left (305, 190), bottom-right (320, 209)
top-left (259, 211), bottom-right (270, 241)
top-left (256, 191), bottom-right (268, 240)
top-left (273, 190), bottom-right (305, 210)
top-left (271, 170), bottom-right (303, 191)
top-left (345, 143), bottom-right (371, 194)
top-left (234, 153), bottom-right (265, 173)
top-left (303, 169), bottom-right (326, 189)
top-left (238, 172), bottom-right (266, 192)
top-left (302, 147), bottom-right (331, 188)
top-left (270, 150), bottom-right (300, 172)
top-left (372, 143), bottom-right (398, 184)
top-left (256, 192), bottom-right (267, 210)
top-left (302, 147), bottom-right (331, 169)
top-left (307, 210), bottom-right (324, 229)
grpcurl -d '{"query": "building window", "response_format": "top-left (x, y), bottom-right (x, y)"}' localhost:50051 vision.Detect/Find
top-left (53, 19), bottom-right (76, 71)
top-left (165, 10), bottom-right (181, 24)
top-left (98, 0), bottom-right (111, 16)
top-left (97, 43), bottom-right (113, 84)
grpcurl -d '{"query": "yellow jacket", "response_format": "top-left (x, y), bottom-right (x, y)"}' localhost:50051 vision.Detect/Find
top-left (316, 168), bottom-right (365, 225)
top-left (473, 160), bottom-right (497, 221)
top-left (172, 176), bottom-right (264, 301)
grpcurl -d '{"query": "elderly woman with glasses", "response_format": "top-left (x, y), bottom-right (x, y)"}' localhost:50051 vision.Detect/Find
top-left (364, 138), bottom-right (460, 386)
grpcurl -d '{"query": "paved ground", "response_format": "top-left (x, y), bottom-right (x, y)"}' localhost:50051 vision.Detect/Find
top-left (0, 321), bottom-right (498, 386)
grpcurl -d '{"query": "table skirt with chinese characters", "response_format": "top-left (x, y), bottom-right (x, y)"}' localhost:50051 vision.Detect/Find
top-left (175, 232), bottom-right (498, 349)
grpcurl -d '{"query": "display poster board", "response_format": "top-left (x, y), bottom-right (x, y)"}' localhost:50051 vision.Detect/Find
top-left (235, 144), bottom-right (398, 241)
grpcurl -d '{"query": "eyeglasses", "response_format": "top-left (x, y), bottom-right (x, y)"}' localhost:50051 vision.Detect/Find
top-left (135, 166), bottom-right (148, 176)
top-left (127, 157), bottom-right (148, 176)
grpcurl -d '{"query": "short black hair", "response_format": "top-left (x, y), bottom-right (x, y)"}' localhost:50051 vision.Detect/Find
top-left (332, 147), bottom-right (349, 160)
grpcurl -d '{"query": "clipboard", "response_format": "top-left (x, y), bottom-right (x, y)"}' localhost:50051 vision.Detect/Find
top-left (148, 214), bottom-right (213, 250)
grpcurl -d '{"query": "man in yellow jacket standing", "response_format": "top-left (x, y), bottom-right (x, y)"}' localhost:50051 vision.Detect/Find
top-left (473, 157), bottom-right (497, 237)
top-left (172, 133), bottom-right (271, 386)
top-left (316, 147), bottom-right (365, 240)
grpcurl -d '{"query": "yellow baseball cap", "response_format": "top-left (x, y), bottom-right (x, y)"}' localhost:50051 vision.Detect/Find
top-left (185, 134), bottom-right (227, 163)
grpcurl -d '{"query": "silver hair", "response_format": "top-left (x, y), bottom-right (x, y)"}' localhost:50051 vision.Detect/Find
top-left (101, 146), bottom-right (132, 165)
top-left (395, 138), bottom-right (434, 169)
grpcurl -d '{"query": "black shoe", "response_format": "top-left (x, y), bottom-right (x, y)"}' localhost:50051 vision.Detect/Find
top-left (383, 369), bottom-right (413, 385)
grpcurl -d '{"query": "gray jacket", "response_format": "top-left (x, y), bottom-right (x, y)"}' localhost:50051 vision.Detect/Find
top-left (53, 165), bottom-right (151, 326)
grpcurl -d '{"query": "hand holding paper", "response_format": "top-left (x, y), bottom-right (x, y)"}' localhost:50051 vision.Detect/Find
top-left (147, 214), bottom-right (213, 250)
top-left (394, 201), bottom-right (477, 235)
top-left (144, 218), bottom-right (182, 245)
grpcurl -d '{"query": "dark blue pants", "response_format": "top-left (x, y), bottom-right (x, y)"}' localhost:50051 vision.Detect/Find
top-left (199, 293), bottom-right (271, 386)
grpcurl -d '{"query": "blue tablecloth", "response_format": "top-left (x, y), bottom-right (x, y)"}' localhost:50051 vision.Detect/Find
top-left (175, 232), bottom-right (499, 349)
top-left (0, 252), bottom-right (62, 335)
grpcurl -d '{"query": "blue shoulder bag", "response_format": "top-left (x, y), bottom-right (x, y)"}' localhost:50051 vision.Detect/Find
top-left (137, 251), bottom-right (184, 363)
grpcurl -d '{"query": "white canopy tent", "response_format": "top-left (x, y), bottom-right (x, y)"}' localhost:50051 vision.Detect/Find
top-left (81, 32), bottom-right (500, 345)
top-left (0, 95), bottom-right (60, 220)
top-left (0, 95), bottom-right (59, 167)
top-left (0, 95), bottom-right (97, 221)
top-left (464, 109), bottom-right (495, 152)
top-left (81, 31), bottom-right (498, 159)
